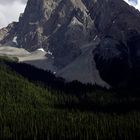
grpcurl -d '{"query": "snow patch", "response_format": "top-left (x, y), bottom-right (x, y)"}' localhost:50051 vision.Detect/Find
top-left (94, 35), bottom-right (98, 41)
top-left (71, 17), bottom-right (83, 26)
top-left (113, 20), bottom-right (116, 24)
top-left (37, 48), bottom-right (45, 52)
top-left (12, 36), bottom-right (18, 45)
top-left (47, 50), bottom-right (53, 55)
top-left (37, 48), bottom-right (53, 55)
top-left (57, 24), bottom-right (61, 27)
top-left (53, 71), bottom-right (56, 74)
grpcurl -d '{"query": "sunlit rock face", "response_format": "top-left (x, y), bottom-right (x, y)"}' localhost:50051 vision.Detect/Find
top-left (15, 0), bottom-right (95, 68)
top-left (1, 0), bottom-right (140, 87)
top-left (2, 0), bottom-right (97, 69)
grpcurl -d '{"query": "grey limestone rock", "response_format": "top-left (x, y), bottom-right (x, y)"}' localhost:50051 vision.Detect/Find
top-left (1, 0), bottom-right (140, 87)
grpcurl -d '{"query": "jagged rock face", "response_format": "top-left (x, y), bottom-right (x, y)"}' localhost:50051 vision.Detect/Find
top-left (17, 0), bottom-right (62, 50)
top-left (1, 0), bottom-right (140, 87)
top-left (90, 0), bottom-right (140, 87)
top-left (0, 22), bottom-right (18, 46)
top-left (16, 0), bottom-right (95, 68)
top-left (88, 0), bottom-right (140, 40)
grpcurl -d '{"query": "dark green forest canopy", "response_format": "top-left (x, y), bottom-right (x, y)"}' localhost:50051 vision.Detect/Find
top-left (0, 58), bottom-right (140, 139)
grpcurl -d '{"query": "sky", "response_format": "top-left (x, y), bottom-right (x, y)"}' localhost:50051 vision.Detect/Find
top-left (0, 0), bottom-right (27, 28)
top-left (0, 0), bottom-right (140, 28)
top-left (124, 0), bottom-right (140, 9)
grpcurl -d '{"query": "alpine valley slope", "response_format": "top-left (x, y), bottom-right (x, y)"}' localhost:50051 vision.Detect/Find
top-left (0, 0), bottom-right (140, 88)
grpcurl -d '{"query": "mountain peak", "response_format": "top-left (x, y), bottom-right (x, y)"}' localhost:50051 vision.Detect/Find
top-left (1, 0), bottom-right (140, 87)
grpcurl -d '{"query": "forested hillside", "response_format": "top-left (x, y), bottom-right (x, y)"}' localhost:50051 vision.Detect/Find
top-left (0, 57), bottom-right (139, 139)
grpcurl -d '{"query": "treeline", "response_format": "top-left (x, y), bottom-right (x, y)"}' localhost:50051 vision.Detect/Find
top-left (4, 59), bottom-right (140, 97)
top-left (0, 59), bottom-right (140, 112)
top-left (4, 61), bottom-right (107, 95)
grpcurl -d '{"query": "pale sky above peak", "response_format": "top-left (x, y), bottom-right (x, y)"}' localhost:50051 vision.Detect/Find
top-left (0, 0), bottom-right (27, 28)
top-left (124, 0), bottom-right (140, 9)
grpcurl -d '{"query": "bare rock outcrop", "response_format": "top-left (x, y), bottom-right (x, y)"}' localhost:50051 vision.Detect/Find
top-left (1, 0), bottom-right (140, 87)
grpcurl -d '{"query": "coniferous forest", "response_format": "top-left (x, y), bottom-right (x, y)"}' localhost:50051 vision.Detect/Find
top-left (0, 57), bottom-right (140, 139)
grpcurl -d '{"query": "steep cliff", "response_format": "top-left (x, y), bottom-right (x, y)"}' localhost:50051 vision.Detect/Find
top-left (0, 0), bottom-right (140, 87)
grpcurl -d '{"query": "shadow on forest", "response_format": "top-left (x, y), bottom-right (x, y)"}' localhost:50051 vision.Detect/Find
top-left (5, 61), bottom-right (106, 94)
top-left (2, 61), bottom-right (140, 113)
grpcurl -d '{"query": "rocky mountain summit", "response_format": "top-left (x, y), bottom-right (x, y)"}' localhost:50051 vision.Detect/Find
top-left (0, 0), bottom-right (140, 88)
